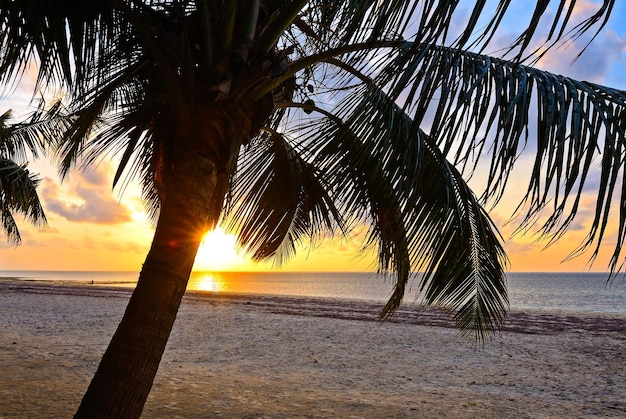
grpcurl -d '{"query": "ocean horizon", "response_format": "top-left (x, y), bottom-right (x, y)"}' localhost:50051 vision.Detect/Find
top-left (1, 270), bottom-right (625, 316)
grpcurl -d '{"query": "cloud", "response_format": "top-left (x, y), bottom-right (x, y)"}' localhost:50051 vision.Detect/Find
top-left (570, 0), bottom-right (606, 20)
top-left (40, 166), bottom-right (132, 224)
top-left (80, 165), bottom-right (110, 186)
top-left (469, 0), bottom-right (625, 86)
top-left (509, 1), bottom-right (626, 84)
top-left (537, 29), bottom-right (626, 83)
top-left (0, 216), bottom-right (62, 248)
top-left (1, 62), bottom-right (65, 119)
top-left (79, 234), bottom-right (146, 254)
top-left (104, 240), bottom-right (148, 254)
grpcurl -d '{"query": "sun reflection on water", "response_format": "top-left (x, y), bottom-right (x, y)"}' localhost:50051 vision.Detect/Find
top-left (193, 274), bottom-right (221, 292)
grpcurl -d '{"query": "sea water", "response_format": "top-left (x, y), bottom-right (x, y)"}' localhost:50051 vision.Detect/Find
top-left (1, 270), bottom-right (625, 315)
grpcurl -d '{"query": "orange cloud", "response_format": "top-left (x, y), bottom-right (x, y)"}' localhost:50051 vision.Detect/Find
top-left (40, 167), bottom-right (132, 224)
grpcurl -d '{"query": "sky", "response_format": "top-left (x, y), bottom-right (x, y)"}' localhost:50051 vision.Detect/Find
top-left (1, 0), bottom-right (625, 273)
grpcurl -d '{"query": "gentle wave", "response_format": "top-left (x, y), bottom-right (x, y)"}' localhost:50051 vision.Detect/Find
top-left (1, 270), bottom-right (625, 315)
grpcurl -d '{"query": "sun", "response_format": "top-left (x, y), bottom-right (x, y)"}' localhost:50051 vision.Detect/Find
top-left (193, 227), bottom-right (245, 271)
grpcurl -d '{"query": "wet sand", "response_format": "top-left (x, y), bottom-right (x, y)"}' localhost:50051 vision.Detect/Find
top-left (1, 280), bottom-right (625, 418)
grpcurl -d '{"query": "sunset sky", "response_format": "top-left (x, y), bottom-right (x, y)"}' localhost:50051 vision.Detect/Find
top-left (1, 1), bottom-right (625, 273)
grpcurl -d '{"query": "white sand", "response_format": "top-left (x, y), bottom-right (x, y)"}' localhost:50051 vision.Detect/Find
top-left (1, 280), bottom-right (625, 418)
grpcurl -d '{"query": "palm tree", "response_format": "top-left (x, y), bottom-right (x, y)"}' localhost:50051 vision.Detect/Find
top-left (1, 1), bottom-right (625, 417)
top-left (0, 109), bottom-right (48, 243)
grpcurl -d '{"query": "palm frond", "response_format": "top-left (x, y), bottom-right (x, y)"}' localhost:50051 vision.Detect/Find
top-left (0, 0), bottom-right (130, 92)
top-left (296, 1), bottom-right (616, 63)
top-left (283, 83), bottom-right (508, 340)
top-left (368, 43), bottom-right (626, 275)
top-left (225, 128), bottom-right (344, 264)
top-left (0, 157), bottom-right (46, 244)
top-left (1, 99), bottom-right (75, 162)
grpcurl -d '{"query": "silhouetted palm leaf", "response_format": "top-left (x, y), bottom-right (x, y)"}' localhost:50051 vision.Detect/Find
top-left (367, 43), bottom-right (626, 275)
top-left (274, 84), bottom-right (508, 336)
top-left (0, 109), bottom-right (51, 243)
top-left (0, 158), bottom-right (46, 244)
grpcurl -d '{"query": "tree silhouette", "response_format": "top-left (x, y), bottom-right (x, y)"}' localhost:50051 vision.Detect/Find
top-left (0, 1), bottom-right (624, 417)
top-left (0, 109), bottom-right (49, 243)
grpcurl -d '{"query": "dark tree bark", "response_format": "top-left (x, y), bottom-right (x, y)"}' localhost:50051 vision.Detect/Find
top-left (74, 154), bottom-right (219, 418)
top-left (73, 84), bottom-right (274, 417)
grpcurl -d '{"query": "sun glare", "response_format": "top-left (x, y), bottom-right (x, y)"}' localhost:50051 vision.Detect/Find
top-left (193, 227), bottom-right (245, 271)
top-left (193, 274), bottom-right (221, 292)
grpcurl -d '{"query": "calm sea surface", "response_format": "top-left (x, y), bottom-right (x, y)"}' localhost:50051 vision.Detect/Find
top-left (1, 270), bottom-right (625, 315)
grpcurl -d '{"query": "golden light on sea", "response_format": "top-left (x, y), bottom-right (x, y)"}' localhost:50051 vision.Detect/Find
top-left (193, 274), bottom-right (221, 292)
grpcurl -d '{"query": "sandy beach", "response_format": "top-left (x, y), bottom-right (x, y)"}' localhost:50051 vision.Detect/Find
top-left (1, 280), bottom-right (625, 418)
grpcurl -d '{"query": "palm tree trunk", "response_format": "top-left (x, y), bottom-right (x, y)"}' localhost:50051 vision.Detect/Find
top-left (74, 154), bottom-right (219, 418)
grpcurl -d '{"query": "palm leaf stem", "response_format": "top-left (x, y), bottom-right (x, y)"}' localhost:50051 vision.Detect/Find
top-left (239, 0), bottom-right (260, 42)
top-left (254, 0), bottom-right (309, 56)
top-left (219, 0), bottom-right (238, 61)
top-left (195, 0), bottom-right (214, 70)
top-left (255, 39), bottom-right (406, 99)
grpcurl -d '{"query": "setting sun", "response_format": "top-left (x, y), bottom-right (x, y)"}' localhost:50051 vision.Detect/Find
top-left (193, 227), bottom-right (246, 271)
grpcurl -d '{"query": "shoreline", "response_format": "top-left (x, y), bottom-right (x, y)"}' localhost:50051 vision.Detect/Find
top-left (2, 279), bottom-right (626, 335)
top-left (2, 280), bottom-right (626, 417)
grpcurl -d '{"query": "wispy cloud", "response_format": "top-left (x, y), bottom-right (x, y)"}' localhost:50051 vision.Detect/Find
top-left (40, 166), bottom-right (132, 224)
top-left (537, 29), bottom-right (626, 83)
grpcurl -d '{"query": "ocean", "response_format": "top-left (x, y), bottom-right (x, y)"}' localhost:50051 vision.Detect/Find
top-left (1, 270), bottom-right (625, 316)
